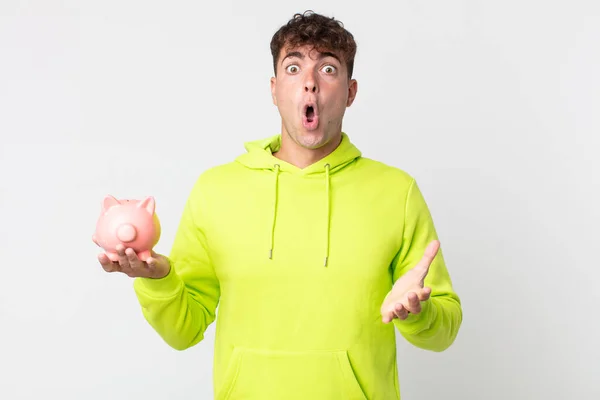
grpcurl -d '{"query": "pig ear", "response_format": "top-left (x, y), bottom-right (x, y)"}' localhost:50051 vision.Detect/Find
top-left (102, 195), bottom-right (120, 212)
top-left (137, 196), bottom-right (155, 215)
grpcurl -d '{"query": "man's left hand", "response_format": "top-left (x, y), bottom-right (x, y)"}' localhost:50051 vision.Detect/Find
top-left (380, 240), bottom-right (440, 323)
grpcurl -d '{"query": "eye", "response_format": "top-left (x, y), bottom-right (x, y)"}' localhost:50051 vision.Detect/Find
top-left (322, 65), bottom-right (336, 74)
top-left (286, 64), bottom-right (299, 74)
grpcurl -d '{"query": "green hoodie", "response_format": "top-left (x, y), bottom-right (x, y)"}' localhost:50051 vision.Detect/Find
top-left (133, 132), bottom-right (462, 399)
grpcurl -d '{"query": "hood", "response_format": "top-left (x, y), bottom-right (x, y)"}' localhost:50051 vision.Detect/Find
top-left (235, 132), bottom-right (361, 176)
top-left (235, 132), bottom-right (362, 266)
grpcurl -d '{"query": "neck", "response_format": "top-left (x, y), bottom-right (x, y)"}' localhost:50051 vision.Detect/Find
top-left (274, 132), bottom-right (342, 169)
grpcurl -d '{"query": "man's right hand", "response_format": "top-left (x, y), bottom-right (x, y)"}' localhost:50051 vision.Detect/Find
top-left (98, 244), bottom-right (171, 279)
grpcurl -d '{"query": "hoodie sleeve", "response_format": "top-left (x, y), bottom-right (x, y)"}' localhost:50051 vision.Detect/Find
top-left (390, 178), bottom-right (462, 352)
top-left (132, 175), bottom-right (220, 351)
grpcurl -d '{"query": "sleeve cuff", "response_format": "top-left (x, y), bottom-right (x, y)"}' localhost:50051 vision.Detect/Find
top-left (133, 263), bottom-right (183, 297)
top-left (393, 298), bottom-right (436, 334)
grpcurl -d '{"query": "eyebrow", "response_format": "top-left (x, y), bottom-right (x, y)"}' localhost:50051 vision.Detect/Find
top-left (281, 50), bottom-right (341, 65)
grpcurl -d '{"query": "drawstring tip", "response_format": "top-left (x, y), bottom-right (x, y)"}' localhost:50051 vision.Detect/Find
top-left (269, 249), bottom-right (273, 259)
top-left (324, 257), bottom-right (328, 267)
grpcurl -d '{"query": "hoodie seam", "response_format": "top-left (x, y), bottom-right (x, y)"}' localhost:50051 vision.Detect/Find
top-left (400, 178), bottom-right (415, 257)
top-left (392, 177), bottom-right (415, 276)
top-left (189, 174), bottom-right (219, 279)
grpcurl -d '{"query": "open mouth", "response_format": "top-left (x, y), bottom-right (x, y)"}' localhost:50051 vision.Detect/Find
top-left (306, 105), bottom-right (315, 122)
top-left (302, 103), bottom-right (319, 130)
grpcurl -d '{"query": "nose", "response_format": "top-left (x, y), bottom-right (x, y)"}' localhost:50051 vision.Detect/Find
top-left (304, 83), bottom-right (317, 93)
top-left (304, 72), bottom-right (318, 93)
top-left (117, 223), bottom-right (137, 243)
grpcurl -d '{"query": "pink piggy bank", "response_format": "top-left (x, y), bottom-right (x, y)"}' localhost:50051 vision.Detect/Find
top-left (92, 195), bottom-right (161, 262)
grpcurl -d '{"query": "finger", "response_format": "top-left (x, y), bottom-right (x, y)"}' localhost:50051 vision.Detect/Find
top-left (126, 248), bottom-right (145, 273)
top-left (146, 256), bottom-right (156, 270)
top-left (393, 303), bottom-right (409, 320)
top-left (420, 240), bottom-right (440, 266)
top-left (116, 244), bottom-right (131, 268)
top-left (382, 304), bottom-right (398, 323)
top-left (404, 292), bottom-right (422, 314)
top-left (415, 240), bottom-right (440, 273)
top-left (419, 287), bottom-right (432, 301)
top-left (382, 311), bottom-right (394, 324)
top-left (98, 253), bottom-right (120, 273)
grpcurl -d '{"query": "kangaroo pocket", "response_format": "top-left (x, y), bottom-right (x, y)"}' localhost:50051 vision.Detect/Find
top-left (216, 347), bottom-right (367, 400)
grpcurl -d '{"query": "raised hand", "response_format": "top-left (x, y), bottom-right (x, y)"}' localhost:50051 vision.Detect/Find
top-left (380, 240), bottom-right (440, 323)
top-left (98, 244), bottom-right (171, 279)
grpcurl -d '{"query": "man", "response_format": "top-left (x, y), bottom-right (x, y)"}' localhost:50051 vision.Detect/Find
top-left (98, 10), bottom-right (462, 399)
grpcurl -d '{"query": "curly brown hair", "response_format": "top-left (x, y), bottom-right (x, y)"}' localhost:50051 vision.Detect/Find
top-left (270, 10), bottom-right (357, 79)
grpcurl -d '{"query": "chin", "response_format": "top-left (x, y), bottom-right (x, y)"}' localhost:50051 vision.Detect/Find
top-left (296, 131), bottom-right (329, 149)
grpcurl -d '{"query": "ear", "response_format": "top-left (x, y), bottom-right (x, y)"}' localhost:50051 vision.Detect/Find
top-left (102, 195), bottom-right (120, 212)
top-left (270, 76), bottom-right (278, 106)
top-left (137, 196), bottom-right (156, 215)
top-left (346, 79), bottom-right (358, 107)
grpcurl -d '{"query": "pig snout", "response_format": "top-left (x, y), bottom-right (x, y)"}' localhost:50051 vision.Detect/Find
top-left (116, 223), bottom-right (137, 243)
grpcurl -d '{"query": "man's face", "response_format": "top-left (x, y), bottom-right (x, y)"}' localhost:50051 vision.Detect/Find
top-left (270, 44), bottom-right (358, 150)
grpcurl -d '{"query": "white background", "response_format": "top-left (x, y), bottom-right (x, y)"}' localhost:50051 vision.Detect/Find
top-left (0, 0), bottom-right (598, 399)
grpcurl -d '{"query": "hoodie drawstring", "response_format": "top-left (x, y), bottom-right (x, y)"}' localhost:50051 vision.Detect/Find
top-left (269, 164), bottom-right (280, 260)
top-left (324, 163), bottom-right (331, 267)
top-left (268, 163), bottom-right (332, 267)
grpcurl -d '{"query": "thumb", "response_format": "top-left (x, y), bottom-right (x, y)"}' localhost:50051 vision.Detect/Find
top-left (415, 240), bottom-right (440, 274)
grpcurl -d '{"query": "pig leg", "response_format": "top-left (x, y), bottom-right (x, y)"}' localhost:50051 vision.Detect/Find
top-left (137, 250), bottom-right (151, 262)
